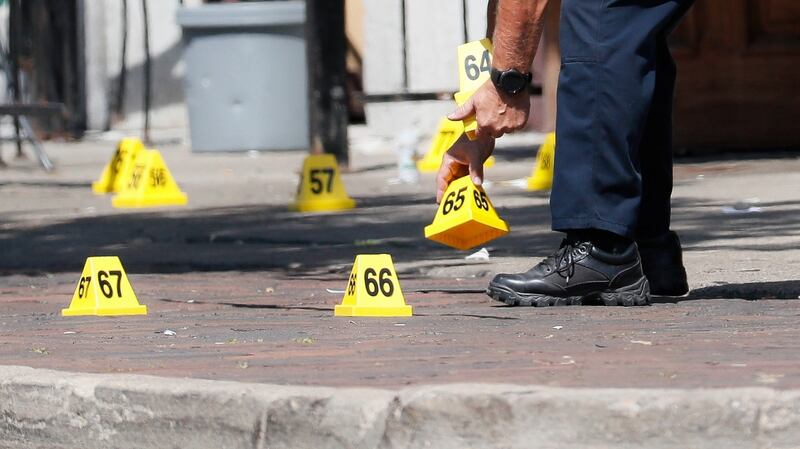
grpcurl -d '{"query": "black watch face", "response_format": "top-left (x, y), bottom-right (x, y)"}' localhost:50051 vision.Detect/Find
top-left (501, 72), bottom-right (527, 94)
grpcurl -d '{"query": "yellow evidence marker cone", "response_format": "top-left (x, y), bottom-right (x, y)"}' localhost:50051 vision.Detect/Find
top-left (425, 175), bottom-right (509, 250)
top-left (92, 137), bottom-right (145, 194)
top-left (417, 117), bottom-right (495, 173)
top-left (335, 254), bottom-right (412, 317)
top-left (62, 256), bottom-right (147, 316)
top-left (291, 154), bottom-right (356, 212)
top-left (455, 38), bottom-right (494, 141)
top-left (112, 149), bottom-right (188, 208)
top-left (527, 132), bottom-right (556, 191)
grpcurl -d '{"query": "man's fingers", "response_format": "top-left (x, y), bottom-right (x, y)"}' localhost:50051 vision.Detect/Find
top-left (467, 151), bottom-right (485, 186)
top-left (435, 167), bottom-right (449, 203)
top-left (447, 98), bottom-right (475, 121)
top-left (435, 158), bottom-right (453, 204)
top-left (435, 155), bottom-right (468, 203)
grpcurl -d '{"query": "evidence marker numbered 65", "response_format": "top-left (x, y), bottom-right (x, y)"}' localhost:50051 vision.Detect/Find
top-left (425, 175), bottom-right (509, 251)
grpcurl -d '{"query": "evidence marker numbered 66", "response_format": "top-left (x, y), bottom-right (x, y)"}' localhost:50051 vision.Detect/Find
top-left (335, 254), bottom-right (412, 317)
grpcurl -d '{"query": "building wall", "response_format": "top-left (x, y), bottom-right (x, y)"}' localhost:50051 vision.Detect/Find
top-left (362, 0), bottom-right (491, 136)
top-left (84, 0), bottom-right (492, 135)
top-left (83, 0), bottom-right (202, 132)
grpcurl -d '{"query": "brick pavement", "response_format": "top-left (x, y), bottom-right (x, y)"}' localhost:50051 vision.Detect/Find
top-left (1, 138), bottom-right (800, 390)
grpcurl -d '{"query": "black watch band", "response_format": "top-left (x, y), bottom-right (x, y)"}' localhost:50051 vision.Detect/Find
top-left (490, 68), bottom-right (532, 95)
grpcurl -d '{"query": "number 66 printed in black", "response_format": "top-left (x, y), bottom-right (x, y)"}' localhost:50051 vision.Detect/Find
top-left (363, 268), bottom-right (395, 297)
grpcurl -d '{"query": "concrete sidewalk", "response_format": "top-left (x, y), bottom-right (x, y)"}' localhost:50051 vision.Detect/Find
top-left (1, 135), bottom-right (800, 447)
top-left (3, 365), bottom-right (800, 449)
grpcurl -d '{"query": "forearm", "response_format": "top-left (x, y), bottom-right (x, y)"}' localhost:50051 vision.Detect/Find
top-left (486, 0), bottom-right (498, 38)
top-left (491, 0), bottom-right (549, 72)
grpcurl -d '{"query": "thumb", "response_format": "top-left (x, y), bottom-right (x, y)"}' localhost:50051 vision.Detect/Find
top-left (467, 151), bottom-right (484, 187)
top-left (447, 98), bottom-right (475, 121)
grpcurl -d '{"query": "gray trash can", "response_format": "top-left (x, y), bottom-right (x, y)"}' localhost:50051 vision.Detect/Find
top-left (177, 1), bottom-right (309, 152)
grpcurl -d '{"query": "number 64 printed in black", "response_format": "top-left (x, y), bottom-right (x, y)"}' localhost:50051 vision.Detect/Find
top-left (464, 49), bottom-right (491, 81)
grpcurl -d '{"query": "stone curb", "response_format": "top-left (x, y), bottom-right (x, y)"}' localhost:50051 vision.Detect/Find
top-left (2, 365), bottom-right (799, 449)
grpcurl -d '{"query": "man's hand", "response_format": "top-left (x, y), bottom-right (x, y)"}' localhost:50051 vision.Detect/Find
top-left (436, 133), bottom-right (495, 203)
top-left (447, 79), bottom-right (530, 139)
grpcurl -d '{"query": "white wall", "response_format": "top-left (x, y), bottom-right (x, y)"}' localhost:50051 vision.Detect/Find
top-left (85, 0), bottom-right (494, 136)
top-left (362, 0), bottom-right (489, 135)
top-left (83, 0), bottom-right (203, 132)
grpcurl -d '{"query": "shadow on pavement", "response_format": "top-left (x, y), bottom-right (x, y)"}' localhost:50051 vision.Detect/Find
top-left (1, 190), bottom-right (798, 281)
top-left (688, 280), bottom-right (800, 301)
top-left (0, 192), bottom-right (553, 275)
top-left (651, 280), bottom-right (800, 304)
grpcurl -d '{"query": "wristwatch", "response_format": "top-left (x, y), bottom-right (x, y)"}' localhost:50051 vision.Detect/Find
top-left (490, 67), bottom-right (532, 95)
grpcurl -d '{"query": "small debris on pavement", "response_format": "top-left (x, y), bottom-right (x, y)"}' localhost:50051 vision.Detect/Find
top-left (630, 340), bottom-right (652, 346)
top-left (160, 330), bottom-right (177, 336)
top-left (187, 299), bottom-right (195, 303)
top-left (237, 361), bottom-right (249, 369)
top-left (465, 247), bottom-right (490, 262)
top-left (552, 325), bottom-right (563, 330)
top-left (721, 198), bottom-right (762, 214)
top-left (293, 337), bottom-right (315, 345)
top-left (63, 331), bottom-right (77, 335)
top-left (30, 347), bottom-right (48, 355)
top-left (756, 373), bottom-right (784, 384)
top-left (355, 239), bottom-right (381, 246)
top-left (265, 287), bottom-right (274, 293)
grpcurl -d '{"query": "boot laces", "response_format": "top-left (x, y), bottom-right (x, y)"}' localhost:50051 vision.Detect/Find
top-left (546, 240), bottom-right (588, 284)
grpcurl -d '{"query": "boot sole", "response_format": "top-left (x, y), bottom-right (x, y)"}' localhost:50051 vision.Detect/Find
top-left (486, 276), bottom-right (651, 307)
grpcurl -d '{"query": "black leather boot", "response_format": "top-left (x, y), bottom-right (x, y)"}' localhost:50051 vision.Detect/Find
top-left (637, 231), bottom-right (689, 296)
top-left (486, 239), bottom-right (650, 306)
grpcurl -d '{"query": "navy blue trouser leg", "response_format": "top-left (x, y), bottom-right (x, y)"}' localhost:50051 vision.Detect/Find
top-left (550, 0), bottom-right (695, 239)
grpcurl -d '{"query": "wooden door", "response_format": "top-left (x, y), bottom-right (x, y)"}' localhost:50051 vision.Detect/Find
top-left (671, 0), bottom-right (800, 149)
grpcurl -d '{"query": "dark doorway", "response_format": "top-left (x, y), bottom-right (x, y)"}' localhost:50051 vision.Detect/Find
top-left (14, 0), bottom-right (85, 138)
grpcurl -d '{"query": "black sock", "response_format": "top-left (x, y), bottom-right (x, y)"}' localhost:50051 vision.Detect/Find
top-left (567, 229), bottom-right (632, 254)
